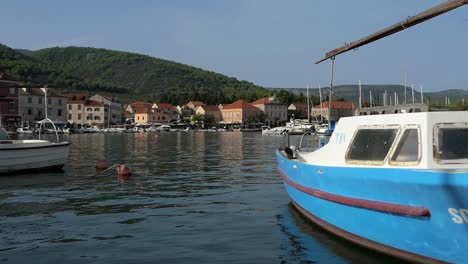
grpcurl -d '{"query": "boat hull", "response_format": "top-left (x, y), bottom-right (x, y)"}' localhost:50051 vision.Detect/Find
top-left (0, 141), bottom-right (70, 173)
top-left (276, 150), bottom-right (467, 264)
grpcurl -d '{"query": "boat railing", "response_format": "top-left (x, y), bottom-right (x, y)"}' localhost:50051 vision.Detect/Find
top-left (38, 118), bottom-right (60, 143)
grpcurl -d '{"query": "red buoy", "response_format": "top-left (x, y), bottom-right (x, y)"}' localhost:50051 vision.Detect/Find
top-left (96, 160), bottom-right (109, 171)
top-left (117, 164), bottom-right (132, 177)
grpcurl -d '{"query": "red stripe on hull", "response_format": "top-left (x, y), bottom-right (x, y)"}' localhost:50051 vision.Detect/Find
top-left (290, 200), bottom-right (447, 264)
top-left (278, 167), bottom-right (431, 217)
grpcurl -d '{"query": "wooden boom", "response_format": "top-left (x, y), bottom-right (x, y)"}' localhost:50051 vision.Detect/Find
top-left (316, 0), bottom-right (468, 64)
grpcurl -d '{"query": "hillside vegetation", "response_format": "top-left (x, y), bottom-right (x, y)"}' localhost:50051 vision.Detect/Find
top-left (29, 47), bottom-right (271, 105)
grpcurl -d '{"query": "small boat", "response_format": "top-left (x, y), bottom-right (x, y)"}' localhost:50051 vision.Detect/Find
top-left (0, 84), bottom-right (70, 174)
top-left (277, 1), bottom-right (468, 263)
top-left (16, 127), bottom-right (34, 134)
top-left (0, 127), bottom-right (70, 173)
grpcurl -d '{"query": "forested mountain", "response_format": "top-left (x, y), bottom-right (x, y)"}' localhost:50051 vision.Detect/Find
top-left (28, 46), bottom-right (271, 105)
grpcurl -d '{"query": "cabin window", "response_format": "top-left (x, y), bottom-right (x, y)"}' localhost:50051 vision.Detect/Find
top-left (390, 128), bottom-right (420, 165)
top-left (346, 127), bottom-right (399, 164)
top-left (434, 123), bottom-right (468, 163)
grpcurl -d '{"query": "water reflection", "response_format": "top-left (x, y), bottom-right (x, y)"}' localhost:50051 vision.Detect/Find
top-left (278, 203), bottom-right (409, 264)
top-left (0, 132), bottom-right (405, 263)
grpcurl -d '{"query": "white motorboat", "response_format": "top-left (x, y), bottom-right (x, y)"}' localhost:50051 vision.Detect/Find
top-left (16, 127), bottom-right (34, 134)
top-left (0, 127), bottom-right (70, 173)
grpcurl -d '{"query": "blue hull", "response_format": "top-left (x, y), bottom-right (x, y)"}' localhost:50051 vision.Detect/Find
top-left (276, 150), bottom-right (468, 264)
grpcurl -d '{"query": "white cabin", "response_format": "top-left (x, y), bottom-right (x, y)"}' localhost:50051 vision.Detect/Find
top-left (297, 111), bottom-right (468, 169)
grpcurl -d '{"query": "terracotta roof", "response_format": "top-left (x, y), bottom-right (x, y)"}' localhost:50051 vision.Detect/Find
top-left (155, 103), bottom-right (175, 110)
top-left (315, 101), bottom-right (356, 110)
top-left (135, 107), bottom-right (153, 114)
top-left (85, 100), bottom-right (104, 107)
top-left (188, 101), bottom-right (205, 106)
top-left (290, 103), bottom-right (307, 109)
top-left (64, 93), bottom-right (90, 102)
top-left (251, 97), bottom-right (272, 105)
top-left (201, 105), bottom-right (221, 112)
top-left (223, 100), bottom-right (260, 110)
top-left (130, 101), bottom-right (153, 108)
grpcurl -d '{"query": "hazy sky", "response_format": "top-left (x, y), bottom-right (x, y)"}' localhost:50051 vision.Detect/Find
top-left (1, 0), bottom-right (467, 91)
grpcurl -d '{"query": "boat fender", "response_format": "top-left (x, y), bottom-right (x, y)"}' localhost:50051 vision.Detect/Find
top-left (117, 164), bottom-right (132, 177)
top-left (96, 160), bottom-right (109, 171)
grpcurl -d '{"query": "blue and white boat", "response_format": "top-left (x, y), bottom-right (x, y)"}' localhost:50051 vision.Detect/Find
top-left (277, 112), bottom-right (468, 263)
top-left (277, 1), bottom-right (468, 263)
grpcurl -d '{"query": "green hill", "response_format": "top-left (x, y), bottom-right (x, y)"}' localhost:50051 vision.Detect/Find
top-left (28, 46), bottom-right (270, 105)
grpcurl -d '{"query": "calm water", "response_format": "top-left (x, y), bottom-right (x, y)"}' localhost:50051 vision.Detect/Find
top-left (0, 132), bottom-right (404, 263)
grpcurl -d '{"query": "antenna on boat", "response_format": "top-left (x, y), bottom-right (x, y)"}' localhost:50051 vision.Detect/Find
top-left (369, 90), bottom-right (373, 107)
top-left (411, 84), bottom-right (415, 104)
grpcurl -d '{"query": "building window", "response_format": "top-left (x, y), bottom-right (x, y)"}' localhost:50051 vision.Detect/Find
top-left (68, 104), bottom-right (72, 110)
top-left (68, 114), bottom-right (72, 119)
top-left (28, 108), bottom-right (33, 115)
top-left (58, 99), bottom-right (62, 106)
top-left (28, 97), bottom-right (32, 103)
top-left (78, 105), bottom-right (82, 110)
top-left (37, 110), bottom-right (42, 117)
top-left (9, 102), bottom-right (15, 112)
top-left (9, 88), bottom-right (15, 95)
top-left (87, 115), bottom-right (92, 120)
top-left (94, 116), bottom-right (100, 120)
top-left (87, 108), bottom-right (92, 112)
top-left (78, 114), bottom-right (81, 120)
top-left (58, 109), bottom-right (62, 116)
top-left (94, 108), bottom-right (100, 111)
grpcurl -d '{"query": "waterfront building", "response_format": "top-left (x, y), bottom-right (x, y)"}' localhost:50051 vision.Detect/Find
top-left (64, 94), bottom-right (90, 128)
top-left (0, 82), bottom-right (20, 128)
top-left (83, 100), bottom-right (105, 127)
top-left (153, 103), bottom-right (177, 122)
top-left (251, 96), bottom-right (288, 127)
top-left (19, 88), bottom-right (67, 127)
top-left (195, 105), bottom-right (222, 124)
top-left (220, 100), bottom-right (261, 127)
top-left (186, 100), bottom-right (205, 111)
top-left (287, 102), bottom-right (309, 119)
top-left (176, 105), bottom-right (192, 120)
top-left (312, 101), bottom-right (356, 122)
top-left (90, 94), bottom-right (123, 125)
top-left (134, 106), bottom-right (153, 125)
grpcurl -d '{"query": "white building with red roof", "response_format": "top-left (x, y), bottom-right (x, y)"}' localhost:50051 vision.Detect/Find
top-left (220, 100), bottom-right (261, 127)
top-left (312, 101), bottom-right (356, 122)
top-left (251, 96), bottom-right (287, 126)
top-left (195, 105), bottom-right (222, 124)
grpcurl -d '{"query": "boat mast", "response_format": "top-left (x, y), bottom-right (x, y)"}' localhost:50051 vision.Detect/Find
top-left (404, 65), bottom-right (408, 104)
top-left (319, 84), bottom-right (324, 122)
top-left (315, 0), bottom-right (468, 64)
top-left (327, 58), bottom-right (335, 129)
top-left (358, 80), bottom-right (362, 109)
top-left (306, 84), bottom-right (310, 123)
top-left (412, 84), bottom-right (415, 104)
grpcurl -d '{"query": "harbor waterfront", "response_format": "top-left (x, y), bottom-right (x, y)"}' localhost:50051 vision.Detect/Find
top-left (0, 132), bottom-right (403, 263)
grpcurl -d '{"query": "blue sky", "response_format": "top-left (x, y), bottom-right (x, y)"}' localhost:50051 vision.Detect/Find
top-left (1, 0), bottom-right (467, 91)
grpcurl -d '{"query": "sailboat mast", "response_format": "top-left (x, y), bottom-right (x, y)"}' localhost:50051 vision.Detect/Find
top-left (412, 84), bottom-right (415, 104)
top-left (306, 84), bottom-right (310, 123)
top-left (420, 85), bottom-right (424, 103)
top-left (358, 80), bottom-right (362, 109)
top-left (404, 65), bottom-right (407, 104)
top-left (319, 84), bottom-right (323, 122)
top-left (44, 86), bottom-right (48, 119)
